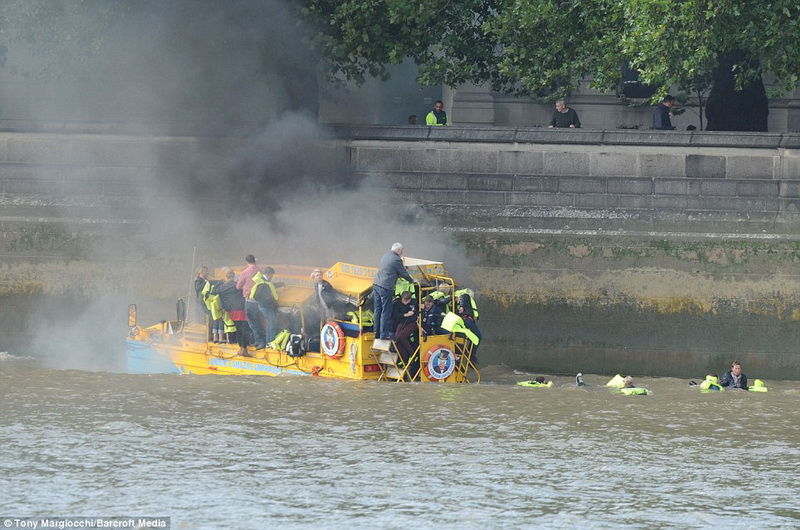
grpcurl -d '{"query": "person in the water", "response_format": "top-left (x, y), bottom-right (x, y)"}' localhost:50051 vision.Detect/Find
top-left (720, 361), bottom-right (748, 389)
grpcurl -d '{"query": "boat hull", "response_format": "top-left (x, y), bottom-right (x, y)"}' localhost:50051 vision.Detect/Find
top-left (126, 322), bottom-right (476, 382)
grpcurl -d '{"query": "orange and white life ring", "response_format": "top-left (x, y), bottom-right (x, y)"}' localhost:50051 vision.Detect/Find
top-left (422, 345), bottom-right (456, 380)
top-left (321, 321), bottom-right (346, 358)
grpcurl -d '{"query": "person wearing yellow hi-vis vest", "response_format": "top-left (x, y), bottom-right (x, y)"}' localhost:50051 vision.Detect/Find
top-left (202, 277), bottom-right (228, 343)
top-left (426, 100), bottom-right (451, 126)
top-left (455, 288), bottom-right (478, 320)
top-left (440, 311), bottom-right (481, 366)
top-left (699, 374), bottom-right (723, 392)
top-left (456, 289), bottom-right (482, 363)
top-left (249, 266), bottom-right (281, 348)
top-left (205, 285), bottom-right (237, 341)
top-left (194, 266), bottom-right (211, 324)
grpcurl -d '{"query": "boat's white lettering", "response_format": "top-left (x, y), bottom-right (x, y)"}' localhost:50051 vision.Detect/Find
top-left (207, 357), bottom-right (309, 376)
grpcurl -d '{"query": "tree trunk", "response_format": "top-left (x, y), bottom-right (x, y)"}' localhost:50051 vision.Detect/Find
top-left (705, 53), bottom-right (768, 132)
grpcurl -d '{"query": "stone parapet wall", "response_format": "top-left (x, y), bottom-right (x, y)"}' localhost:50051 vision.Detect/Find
top-left (332, 125), bottom-right (800, 379)
top-left (335, 125), bottom-right (800, 233)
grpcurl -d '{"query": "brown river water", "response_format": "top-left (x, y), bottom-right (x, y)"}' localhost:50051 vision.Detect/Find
top-left (1, 353), bottom-right (798, 529)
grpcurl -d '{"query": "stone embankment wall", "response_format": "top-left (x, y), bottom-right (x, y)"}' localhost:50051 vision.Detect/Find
top-left (3, 127), bottom-right (800, 378)
top-left (334, 126), bottom-right (800, 379)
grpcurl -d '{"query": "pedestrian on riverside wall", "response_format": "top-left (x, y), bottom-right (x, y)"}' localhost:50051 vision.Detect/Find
top-left (652, 95), bottom-right (676, 130)
top-left (548, 99), bottom-right (581, 128)
top-left (426, 100), bottom-right (451, 126)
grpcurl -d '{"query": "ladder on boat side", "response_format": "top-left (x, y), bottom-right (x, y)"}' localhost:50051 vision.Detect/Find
top-left (371, 339), bottom-right (419, 382)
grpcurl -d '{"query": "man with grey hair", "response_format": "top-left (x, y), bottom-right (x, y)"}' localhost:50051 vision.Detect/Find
top-left (548, 99), bottom-right (581, 128)
top-left (373, 242), bottom-right (414, 341)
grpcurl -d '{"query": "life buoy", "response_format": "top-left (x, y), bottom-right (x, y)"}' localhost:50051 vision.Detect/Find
top-left (321, 321), bottom-right (346, 358)
top-left (422, 345), bottom-right (456, 380)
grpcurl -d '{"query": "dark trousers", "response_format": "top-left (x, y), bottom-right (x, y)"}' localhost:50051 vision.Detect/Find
top-left (373, 284), bottom-right (394, 339)
top-left (395, 321), bottom-right (419, 378)
top-left (463, 318), bottom-right (482, 362)
top-left (234, 320), bottom-right (251, 348)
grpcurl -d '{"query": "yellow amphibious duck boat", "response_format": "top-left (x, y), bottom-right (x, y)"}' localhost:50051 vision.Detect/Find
top-left (126, 258), bottom-right (480, 383)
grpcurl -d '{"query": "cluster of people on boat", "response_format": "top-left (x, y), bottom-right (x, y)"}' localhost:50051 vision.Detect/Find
top-left (372, 243), bottom-right (482, 372)
top-left (194, 254), bottom-right (294, 357)
top-left (193, 243), bottom-right (482, 362)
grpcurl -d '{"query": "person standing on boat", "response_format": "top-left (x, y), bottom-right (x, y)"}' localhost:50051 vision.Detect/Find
top-left (217, 268), bottom-right (251, 356)
top-left (457, 290), bottom-right (482, 363)
top-left (194, 266), bottom-right (211, 324)
top-left (251, 266), bottom-right (280, 347)
top-left (373, 243), bottom-right (414, 341)
top-left (237, 254), bottom-right (262, 349)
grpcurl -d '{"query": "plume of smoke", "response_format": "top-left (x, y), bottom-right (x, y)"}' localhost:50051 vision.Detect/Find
top-left (0, 0), bottom-right (473, 370)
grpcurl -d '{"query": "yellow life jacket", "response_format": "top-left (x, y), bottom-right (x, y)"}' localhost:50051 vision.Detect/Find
top-left (201, 280), bottom-right (213, 305)
top-left (606, 374), bottom-right (625, 388)
top-left (428, 290), bottom-right (451, 313)
top-left (203, 284), bottom-right (224, 321)
top-left (269, 329), bottom-right (291, 350)
top-left (429, 290), bottom-right (448, 301)
top-left (347, 308), bottom-right (374, 327)
top-left (202, 281), bottom-right (235, 331)
top-left (620, 387), bottom-right (652, 396)
top-left (455, 289), bottom-right (479, 319)
top-left (748, 379), bottom-right (768, 392)
top-left (395, 277), bottom-right (415, 297)
top-left (249, 272), bottom-right (279, 303)
top-left (699, 375), bottom-right (723, 392)
top-left (517, 380), bottom-right (554, 388)
top-left (440, 312), bottom-right (480, 345)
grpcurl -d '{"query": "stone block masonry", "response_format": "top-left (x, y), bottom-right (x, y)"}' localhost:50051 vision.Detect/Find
top-left (334, 126), bottom-right (800, 379)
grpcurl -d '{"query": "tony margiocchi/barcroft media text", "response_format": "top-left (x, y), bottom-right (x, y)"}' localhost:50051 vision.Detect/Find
top-left (1, 517), bottom-right (169, 529)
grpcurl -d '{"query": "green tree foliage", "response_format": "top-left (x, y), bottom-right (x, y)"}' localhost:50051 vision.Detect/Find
top-left (298, 0), bottom-right (800, 101)
top-left (299, 0), bottom-right (504, 88)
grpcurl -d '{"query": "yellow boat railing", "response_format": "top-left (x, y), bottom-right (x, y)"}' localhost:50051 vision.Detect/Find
top-left (370, 275), bottom-right (480, 383)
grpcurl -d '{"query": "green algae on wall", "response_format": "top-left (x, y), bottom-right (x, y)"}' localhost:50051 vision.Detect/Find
top-left (4, 224), bottom-right (89, 258)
